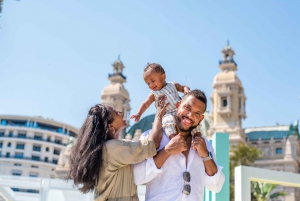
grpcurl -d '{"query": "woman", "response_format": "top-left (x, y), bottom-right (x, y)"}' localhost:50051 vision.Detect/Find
top-left (67, 96), bottom-right (168, 201)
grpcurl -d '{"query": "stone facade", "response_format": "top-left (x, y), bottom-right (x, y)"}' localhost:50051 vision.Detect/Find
top-left (209, 44), bottom-right (246, 145)
top-left (101, 57), bottom-right (131, 139)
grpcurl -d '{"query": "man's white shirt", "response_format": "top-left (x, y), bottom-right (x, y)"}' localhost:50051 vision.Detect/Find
top-left (134, 130), bottom-right (225, 201)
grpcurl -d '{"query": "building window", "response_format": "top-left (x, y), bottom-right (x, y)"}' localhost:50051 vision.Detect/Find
top-left (15, 152), bottom-right (24, 159)
top-left (46, 136), bottom-right (51, 142)
top-left (44, 157), bottom-right (48, 162)
top-left (52, 159), bottom-right (58, 164)
top-left (12, 170), bottom-right (22, 176)
top-left (6, 152), bottom-right (10, 158)
top-left (0, 130), bottom-right (4, 136)
top-left (31, 155), bottom-right (40, 161)
top-left (16, 144), bottom-right (25, 150)
top-left (46, 147), bottom-right (49, 152)
top-left (276, 148), bottom-right (282, 154)
top-left (222, 98), bottom-right (228, 107)
top-left (0, 142), bottom-right (2, 148)
top-left (9, 131), bottom-right (13, 137)
top-left (29, 172), bottom-right (38, 178)
top-left (53, 149), bottom-right (60, 155)
top-left (14, 163), bottom-right (22, 166)
top-left (54, 138), bottom-right (62, 144)
top-left (31, 165), bottom-right (38, 168)
top-left (17, 133), bottom-right (26, 138)
top-left (33, 145), bottom-right (41, 151)
top-left (7, 142), bottom-right (11, 147)
top-left (34, 134), bottom-right (43, 141)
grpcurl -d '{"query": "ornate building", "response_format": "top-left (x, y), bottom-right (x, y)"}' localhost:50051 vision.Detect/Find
top-left (0, 115), bottom-right (78, 179)
top-left (209, 44), bottom-right (246, 145)
top-left (101, 57), bottom-right (131, 139)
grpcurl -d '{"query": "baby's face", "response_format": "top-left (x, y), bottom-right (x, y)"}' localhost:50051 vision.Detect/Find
top-left (143, 69), bottom-right (166, 91)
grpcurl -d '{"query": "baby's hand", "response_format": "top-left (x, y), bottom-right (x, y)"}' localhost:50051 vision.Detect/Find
top-left (130, 113), bottom-right (141, 122)
top-left (183, 86), bottom-right (190, 95)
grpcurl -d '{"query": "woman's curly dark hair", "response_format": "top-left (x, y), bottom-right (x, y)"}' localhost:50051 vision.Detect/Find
top-left (66, 104), bottom-right (114, 193)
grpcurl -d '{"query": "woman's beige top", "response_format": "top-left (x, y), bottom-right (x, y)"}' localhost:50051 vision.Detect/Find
top-left (94, 138), bottom-right (156, 201)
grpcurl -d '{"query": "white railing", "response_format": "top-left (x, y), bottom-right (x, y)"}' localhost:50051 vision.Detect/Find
top-left (234, 166), bottom-right (300, 201)
top-left (0, 175), bottom-right (146, 201)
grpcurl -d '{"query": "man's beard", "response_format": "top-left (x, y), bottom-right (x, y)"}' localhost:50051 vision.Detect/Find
top-left (175, 115), bottom-right (197, 133)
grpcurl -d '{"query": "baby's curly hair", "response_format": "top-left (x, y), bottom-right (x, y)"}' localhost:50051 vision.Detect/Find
top-left (144, 63), bottom-right (165, 74)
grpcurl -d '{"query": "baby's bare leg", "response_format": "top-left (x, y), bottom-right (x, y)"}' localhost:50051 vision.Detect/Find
top-left (162, 114), bottom-right (177, 139)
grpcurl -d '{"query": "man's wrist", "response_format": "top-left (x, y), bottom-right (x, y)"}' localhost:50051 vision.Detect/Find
top-left (164, 147), bottom-right (172, 156)
top-left (202, 152), bottom-right (212, 161)
top-left (200, 150), bottom-right (209, 158)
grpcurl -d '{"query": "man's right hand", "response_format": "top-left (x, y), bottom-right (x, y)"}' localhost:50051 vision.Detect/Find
top-left (165, 134), bottom-right (187, 155)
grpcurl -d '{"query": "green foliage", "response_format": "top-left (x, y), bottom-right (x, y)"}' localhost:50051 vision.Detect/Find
top-left (251, 181), bottom-right (287, 201)
top-left (0, 0), bottom-right (3, 13)
top-left (230, 142), bottom-right (262, 201)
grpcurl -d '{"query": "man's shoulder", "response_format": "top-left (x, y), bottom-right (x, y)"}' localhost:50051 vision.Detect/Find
top-left (141, 129), bottom-right (169, 151)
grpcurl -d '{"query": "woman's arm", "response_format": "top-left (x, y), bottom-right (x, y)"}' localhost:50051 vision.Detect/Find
top-left (105, 138), bottom-right (157, 170)
top-left (130, 93), bottom-right (155, 122)
top-left (148, 95), bottom-right (169, 149)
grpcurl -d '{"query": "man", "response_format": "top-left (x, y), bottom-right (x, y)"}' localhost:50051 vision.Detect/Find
top-left (134, 89), bottom-right (225, 201)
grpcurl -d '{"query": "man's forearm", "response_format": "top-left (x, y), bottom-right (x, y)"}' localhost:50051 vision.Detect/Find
top-left (153, 147), bottom-right (170, 169)
top-left (204, 159), bottom-right (218, 176)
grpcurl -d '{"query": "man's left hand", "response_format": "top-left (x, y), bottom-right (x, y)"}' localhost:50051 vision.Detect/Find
top-left (191, 136), bottom-right (209, 158)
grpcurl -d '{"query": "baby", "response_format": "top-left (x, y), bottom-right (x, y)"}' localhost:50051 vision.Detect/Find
top-left (130, 63), bottom-right (202, 139)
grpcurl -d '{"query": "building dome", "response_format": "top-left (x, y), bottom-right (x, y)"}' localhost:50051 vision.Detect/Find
top-left (102, 82), bottom-right (129, 99)
top-left (127, 114), bottom-right (155, 137)
top-left (213, 71), bottom-right (242, 87)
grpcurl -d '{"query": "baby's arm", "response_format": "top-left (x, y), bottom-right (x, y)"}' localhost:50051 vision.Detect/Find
top-left (174, 82), bottom-right (190, 94)
top-left (130, 93), bottom-right (155, 122)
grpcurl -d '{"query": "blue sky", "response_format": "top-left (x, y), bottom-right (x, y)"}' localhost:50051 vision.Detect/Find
top-left (0, 0), bottom-right (299, 130)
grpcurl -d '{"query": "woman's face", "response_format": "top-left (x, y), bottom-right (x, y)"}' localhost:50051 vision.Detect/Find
top-left (107, 106), bottom-right (127, 139)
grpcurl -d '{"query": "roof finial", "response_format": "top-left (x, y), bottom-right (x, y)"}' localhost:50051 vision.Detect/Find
top-left (227, 40), bottom-right (230, 46)
top-left (118, 54), bottom-right (120, 60)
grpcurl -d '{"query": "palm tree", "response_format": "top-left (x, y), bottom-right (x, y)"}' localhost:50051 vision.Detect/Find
top-left (0, 0), bottom-right (3, 13)
top-left (251, 181), bottom-right (287, 201)
top-left (230, 143), bottom-right (262, 201)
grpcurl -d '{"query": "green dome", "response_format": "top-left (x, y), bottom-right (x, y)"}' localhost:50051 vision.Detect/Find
top-left (127, 114), bottom-right (155, 137)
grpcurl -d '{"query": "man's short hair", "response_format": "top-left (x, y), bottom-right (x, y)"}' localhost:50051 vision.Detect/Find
top-left (144, 63), bottom-right (165, 74)
top-left (182, 89), bottom-right (207, 113)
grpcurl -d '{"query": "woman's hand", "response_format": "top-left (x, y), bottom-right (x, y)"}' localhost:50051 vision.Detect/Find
top-left (151, 95), bottom-right (170, 149)
top-left (155, 95), bottom-right (169, 120)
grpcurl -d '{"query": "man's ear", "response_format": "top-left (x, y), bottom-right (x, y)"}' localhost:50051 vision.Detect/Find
top-left (176, 101), bottom-right (181, 109)
top-left (199, 114), bottom-right (205, 122)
